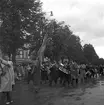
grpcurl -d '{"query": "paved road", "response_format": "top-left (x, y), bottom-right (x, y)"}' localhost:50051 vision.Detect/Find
top-left (41, 78), bottom-right (104, 105)
top-left (12, 81), bottom-right (36, 105)
top-left (2, 77), bottom-right (104, 105)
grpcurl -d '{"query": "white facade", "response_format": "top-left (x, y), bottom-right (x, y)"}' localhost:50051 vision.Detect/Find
top-left (16, 44), bottom-right (30, 60)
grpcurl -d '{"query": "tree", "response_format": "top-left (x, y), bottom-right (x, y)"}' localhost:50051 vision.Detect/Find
top-left (60, 34), bottom-right (87, 64)
top-left (44, 20), bottom-right (73, 61)
top-left (29, 18), bottom-right (49, 58)
top-left (40, 19), bottom-right (87, 63)
top-left (0, 0), bottom-right (43, 63)
top-left (83, 44), bottom-right (99, 64)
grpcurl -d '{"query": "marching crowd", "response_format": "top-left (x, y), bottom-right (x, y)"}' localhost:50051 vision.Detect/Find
top-left (40, 57), bottom-right (104, 87)
top-left (0, 55), bottom-right (104, 105)
top-left (14, 57), bottom-right (104, 87)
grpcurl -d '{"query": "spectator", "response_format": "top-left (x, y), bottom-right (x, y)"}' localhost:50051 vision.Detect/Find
top-left (0, 54), bottom-right (13, 105)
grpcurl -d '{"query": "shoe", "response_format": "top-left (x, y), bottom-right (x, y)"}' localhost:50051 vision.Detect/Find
top-left (6, 102), bottom-right (10, 104)
top-left (11, 100), bottom-right (13, 103)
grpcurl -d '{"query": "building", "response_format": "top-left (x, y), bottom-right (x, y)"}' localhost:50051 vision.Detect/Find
top-left (16, 49), bottom-right (30, 59)
top-left (16, 44), bottom-right (30, 64)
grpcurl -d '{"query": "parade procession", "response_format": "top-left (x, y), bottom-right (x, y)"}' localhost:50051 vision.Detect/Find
top-left (1, 0), bottom-right (104, 105)
top-left (40, 57), bottom-right (101, 87)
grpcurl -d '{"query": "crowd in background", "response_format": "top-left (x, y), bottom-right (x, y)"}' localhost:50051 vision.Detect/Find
top-left (1, 55), bottom-right (104, 104)
top-left (12, 57), bottom-right (104, 87)
top-left (40, 57), bottom-right (104, 87)
top-left (11, 57), bottom-right (104, 88)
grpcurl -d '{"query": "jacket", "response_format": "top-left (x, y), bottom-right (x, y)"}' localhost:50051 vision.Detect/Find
top-left (0, 60), bottom-right (13, 92)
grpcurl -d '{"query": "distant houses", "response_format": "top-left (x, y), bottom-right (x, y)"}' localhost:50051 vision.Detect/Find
top-left (16, 44), bottom-right (30, 64)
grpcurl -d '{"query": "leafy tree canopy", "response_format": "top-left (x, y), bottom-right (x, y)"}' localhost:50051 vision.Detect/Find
top-left (0, 0), bottom-right (43, 62)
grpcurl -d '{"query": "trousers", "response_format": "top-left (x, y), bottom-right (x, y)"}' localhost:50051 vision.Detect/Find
top-left (0, 91), bottom-right (11, 105)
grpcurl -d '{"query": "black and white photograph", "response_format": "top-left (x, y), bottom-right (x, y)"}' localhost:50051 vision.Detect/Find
top-left (0, 0), bottom-right (104, 105)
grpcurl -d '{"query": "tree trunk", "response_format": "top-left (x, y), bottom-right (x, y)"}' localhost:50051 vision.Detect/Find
top-left (32, 34), bottom-right (48, 91)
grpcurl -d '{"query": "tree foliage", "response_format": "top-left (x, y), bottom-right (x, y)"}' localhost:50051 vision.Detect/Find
top-left (30, 18), bottom-right (100, 64)
top-left (83, 44), bottom-right (99, 64)
top-left (0, 0), bottom-right (101, 65)
top-left (0, 0), bottom-right (43, 62)
top-left (42, 19), bottom-right (87, 63)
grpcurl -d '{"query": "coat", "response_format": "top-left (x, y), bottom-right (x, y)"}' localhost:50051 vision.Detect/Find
top-left (0, 60), bottom-right (13, 92)
top-left (10, 61), bottom-right (15, 85)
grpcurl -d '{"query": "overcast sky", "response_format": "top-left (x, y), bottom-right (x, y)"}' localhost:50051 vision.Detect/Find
top-left (41, 0), bottom-right (104, 58)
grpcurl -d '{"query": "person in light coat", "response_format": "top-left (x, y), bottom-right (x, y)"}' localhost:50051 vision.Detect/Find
top-left (0, 55), bottom-right (13, 105)
top-left (10, 61), bottom-right (15, 89)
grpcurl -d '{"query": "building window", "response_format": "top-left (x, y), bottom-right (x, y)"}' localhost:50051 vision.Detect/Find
top-left (28, 50), bottom-right (30, 58)
top-left (25, 51), bottom-right (28, 58)
top-left (16, 49), bottom-right (30, 59)
top-left (20, 50), bottom-right (23, 58)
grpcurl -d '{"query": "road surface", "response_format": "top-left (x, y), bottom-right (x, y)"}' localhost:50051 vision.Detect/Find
top-left (2, 77), bottom-right (104, 105)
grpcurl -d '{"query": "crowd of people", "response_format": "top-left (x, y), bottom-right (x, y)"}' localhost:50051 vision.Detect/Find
top-left (0, 54), bottom-right (34, 105)
top-left (16, 57), bottom-right (104, 87)
top-left (40, 57), bottom-right (104, 87)
top-left (0, 55), bottom-right (104, 104)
